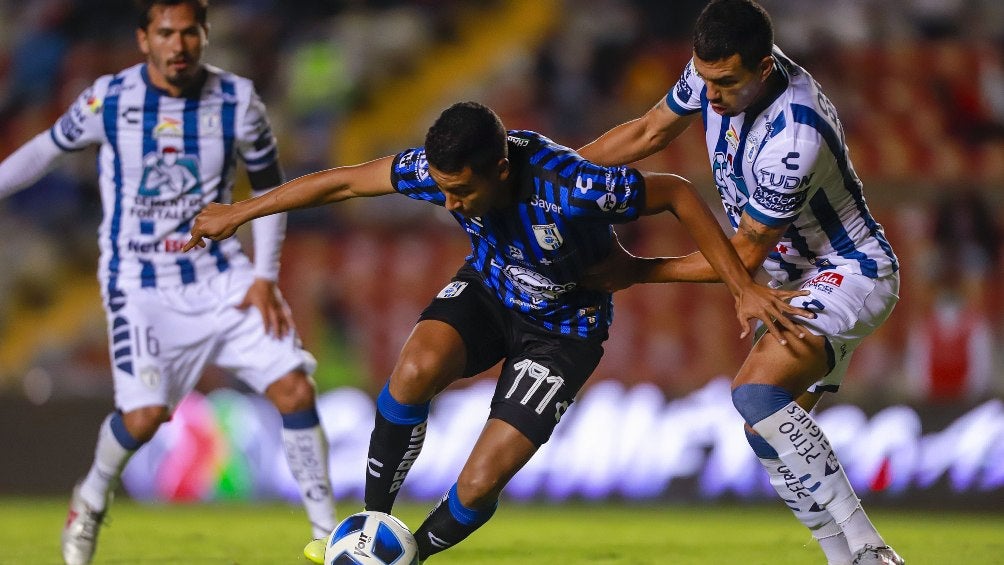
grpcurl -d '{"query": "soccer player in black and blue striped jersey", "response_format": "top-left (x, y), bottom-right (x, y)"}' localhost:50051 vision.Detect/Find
top-left (186, 101), bottom-right (810, 561)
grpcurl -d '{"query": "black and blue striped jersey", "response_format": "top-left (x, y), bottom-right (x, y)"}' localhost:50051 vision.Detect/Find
top-left (391, 130), bottom-right (645, 339)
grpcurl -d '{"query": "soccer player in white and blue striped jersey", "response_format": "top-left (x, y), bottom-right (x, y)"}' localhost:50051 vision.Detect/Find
top-left (579, 1), bottom-right (903, 564)
top-left (0, 2), bottom-right (336, 563)
top-left (185, 101), bottom-right (811, 562)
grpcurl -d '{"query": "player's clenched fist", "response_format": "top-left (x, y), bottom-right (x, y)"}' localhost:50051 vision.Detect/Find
top-left (183, 202), bottom-right (241, 251)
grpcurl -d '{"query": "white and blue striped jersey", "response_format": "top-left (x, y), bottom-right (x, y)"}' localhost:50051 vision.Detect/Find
top-left (391, 130), bottom-right (645, 339)
top-left (666, 47), bottom-right (898, 283)
top-left (49, 63), bottom-right (278, 294)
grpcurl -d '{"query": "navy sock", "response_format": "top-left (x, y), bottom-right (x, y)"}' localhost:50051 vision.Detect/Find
top-left (414, 483), bottom-right (497, 559)
top-left (363, 383), bottom-right (430, 513)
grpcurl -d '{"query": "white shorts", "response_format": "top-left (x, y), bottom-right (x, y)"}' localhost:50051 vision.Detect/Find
top-left (760, 267), bottom-right (900, 393)
top-left (102, 267), bottom-right (317, 413)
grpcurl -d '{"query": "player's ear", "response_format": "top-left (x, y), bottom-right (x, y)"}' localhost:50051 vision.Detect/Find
top-left (136, 27), bottom-right (150, 56)
top-left (757, 55), bottom-right (773, 81)
top-left (497, 158), bottom-right (510, 182)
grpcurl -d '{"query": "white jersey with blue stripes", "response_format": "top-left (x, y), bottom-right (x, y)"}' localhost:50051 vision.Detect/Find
top-left (49, 63), bottom-right (277, 293)
top-left (666, 47), bottom-right (898, 283)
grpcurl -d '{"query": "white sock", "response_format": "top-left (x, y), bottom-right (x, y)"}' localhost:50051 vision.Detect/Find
top-left (282, 424), bottom-right (337, 538)
top-left (759, 457), bottom-right (852, 565)
top-left (79, 414), bottom-right (136, 512)
top-left (814, 520), bottom-right (853, 565)
top-left (753, 402), bottom-right (884, 553)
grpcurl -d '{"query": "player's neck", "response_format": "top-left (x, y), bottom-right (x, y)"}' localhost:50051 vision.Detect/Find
top-left (743, 68), bottom-right (786, 119)
top-left (144, 64), bottom-right (208, 98)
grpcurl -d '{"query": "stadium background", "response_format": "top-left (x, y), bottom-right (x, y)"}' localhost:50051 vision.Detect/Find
top-left (1, 0), bottom-right (1002, 510)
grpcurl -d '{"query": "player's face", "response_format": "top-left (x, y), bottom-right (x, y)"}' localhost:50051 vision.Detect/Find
top-left (430, 160), bottom-right (510, 219)
top-left (693, 52), bottom-right (772, 116)
top-left (137, 3), bottom-right (207, 96)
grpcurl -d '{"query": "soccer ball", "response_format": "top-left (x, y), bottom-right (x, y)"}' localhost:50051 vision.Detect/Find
top-left (323, 511), bottom-right (419, 565)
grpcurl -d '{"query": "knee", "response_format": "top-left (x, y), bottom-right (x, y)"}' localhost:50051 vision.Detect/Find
top-left (266, 370), bottom-right (316, 413)
top-left (122, 406), bottom-right (170, 443)
top-left (456, 468), bottom-right (503, 509)
top-left (731, 383), bottom-right (793, 426)
top-left (391, 351), bottom-right (450, 403)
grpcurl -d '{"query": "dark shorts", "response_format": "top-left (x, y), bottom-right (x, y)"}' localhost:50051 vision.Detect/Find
top-left (419, 266), bottom-right (605, 447)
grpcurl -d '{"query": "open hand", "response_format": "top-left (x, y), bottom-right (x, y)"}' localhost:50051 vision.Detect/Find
top-left (734, 284), bottom-right (814, 345)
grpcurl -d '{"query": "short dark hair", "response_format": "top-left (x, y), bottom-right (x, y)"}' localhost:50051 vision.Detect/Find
top-left (136, 0), bottom-right (209, 30)
top-left (693, 0), bottom-right (773, 70)
top-left (425, 102), bottom-right (507, 175)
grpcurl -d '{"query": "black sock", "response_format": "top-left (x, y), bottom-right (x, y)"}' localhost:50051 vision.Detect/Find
top-left (414, 483), bottom-right (497, 560)
top-left (364, 383), bottom-right (429, 513)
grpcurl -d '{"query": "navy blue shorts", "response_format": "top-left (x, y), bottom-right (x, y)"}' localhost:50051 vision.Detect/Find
top-left (419, 266), bottom-right (605, 446)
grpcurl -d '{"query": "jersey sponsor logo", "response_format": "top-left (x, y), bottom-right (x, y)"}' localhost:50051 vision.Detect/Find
top-left (395, 149), bottom-right (431, 180)
top-left (126, 238), bottom-right (191, 254)
top-left (575, 176), bottom-right (593, 194)
top-left (507, 134), bottom-right (529, 147)
top-left (503, 265), bottom-right (576, 302)
top-left (530, 195), bottom-right (562, 215)
top-left (436, 281), bottom-right (468, 299)
top-left (57, 114), bottom-right (85, 143)
top-left (807, 271), bottom-right (844, 287)
top-left (674, 64), bottom-right (693, 102)
top-left (153, 117), bottom-right (183, 138)
top-left (595, 192), bottom-right (617, 211)
top-left (757, 169), bottom-right (815, 190)
top-left (532, 223), bottom-right (564, 250)
top-left (138, 147), bottom-right (201, 200)
top-left (712, 152), bottom-right (749, 222)
top-left (752, 185), bottom-right (808, 214)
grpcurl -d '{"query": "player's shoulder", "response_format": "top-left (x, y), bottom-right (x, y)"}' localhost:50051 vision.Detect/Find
top-left (86, 63), bottom-right (144, 94)
top-left (202, 64), bottom-right (261, 99)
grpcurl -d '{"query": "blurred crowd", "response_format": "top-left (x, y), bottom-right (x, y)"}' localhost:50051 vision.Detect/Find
top-left (1, 0), bottom-right (1003, 407)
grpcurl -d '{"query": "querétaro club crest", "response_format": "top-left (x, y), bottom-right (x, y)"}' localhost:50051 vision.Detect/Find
top-left (532, 223), bottom-right (564, 251)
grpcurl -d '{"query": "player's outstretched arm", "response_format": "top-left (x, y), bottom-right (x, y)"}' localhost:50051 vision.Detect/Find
top-left (635, 171), bottom-right (810, 343)
top-left (0, 133), bottom-right (65, 200)
top-left (184, 155), bottom-right (397, 251)
top-left (577, 100), bottom-right (695, 166)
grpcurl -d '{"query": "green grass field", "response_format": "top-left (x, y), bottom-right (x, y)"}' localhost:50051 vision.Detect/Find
top-left (1, 497), bottom-right (1001, 564)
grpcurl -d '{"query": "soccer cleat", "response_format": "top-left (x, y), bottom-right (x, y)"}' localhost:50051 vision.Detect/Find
top-left (303, 538), bottom-right (326, 564)
top-left (851, 544), bottom-right (905, 565)
top-left (61, 484), bottom-right (109, 565)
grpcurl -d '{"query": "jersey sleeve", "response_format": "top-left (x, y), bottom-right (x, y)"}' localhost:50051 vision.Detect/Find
top-left (744, 135), bottom-right (823, 227)
top-left (49, 79), bottom-right (109, 151)
top-left (665, 59), bottom-right (703, 116)
top-left (236, 87), bottom-right (280, 173)
top-left (390, 147), bottom-right (445, 205)
top-left (565, 161), bottom-right (645, 224)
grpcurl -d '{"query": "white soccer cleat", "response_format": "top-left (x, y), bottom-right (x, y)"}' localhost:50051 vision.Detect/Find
top-left (61, 484), bottom-right (109, 565)
top-left (851, 544), bottom-right (905, 565)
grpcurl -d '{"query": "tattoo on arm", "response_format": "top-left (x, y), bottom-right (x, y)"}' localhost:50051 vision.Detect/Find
top-left (739, 221), bottom-right (774, 246)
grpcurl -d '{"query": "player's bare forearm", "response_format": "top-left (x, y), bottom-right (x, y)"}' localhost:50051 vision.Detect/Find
top-left (184, 156), bottom-right (396, 251)
top-left (641, 171), bottom-right (755, 295)
top-left (578, 101), bottom-right (693, 166)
